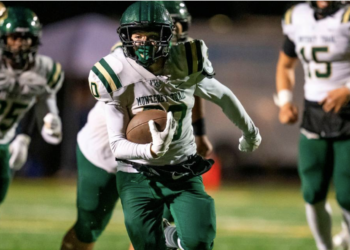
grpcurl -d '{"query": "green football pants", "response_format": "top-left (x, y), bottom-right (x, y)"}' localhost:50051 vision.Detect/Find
top-left (117, 171), bottom-right (216, 250)
top-left (298, 134), bottom-right (350, 210)
top-left (73, 145), bottom-right (119, 243)
top-left (0, 143), bottom-right (10, 205)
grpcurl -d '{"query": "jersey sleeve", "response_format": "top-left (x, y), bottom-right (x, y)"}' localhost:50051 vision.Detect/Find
top-left (281, 6), bottom-right (296, 42)
top-left (46, 58), bottom-right (64, 94)
top-left (194, 77), bottom-right (258, 136)
top-left (88, 54), bottom-right (124, 102)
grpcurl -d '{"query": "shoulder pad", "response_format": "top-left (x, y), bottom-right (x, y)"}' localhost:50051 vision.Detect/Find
top-left (282, 6), bottom-right (295, 25)
top-left (341, 6), bottom-right (350, 23)
top-left (89, 54), bottom-right (123, 101)
top-left (38, 55), bottom-right (64, 92)
top-left (110, 41), bottom-right (123, 53)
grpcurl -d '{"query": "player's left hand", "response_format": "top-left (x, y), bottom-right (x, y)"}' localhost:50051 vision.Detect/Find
top-left (239, 128), bottom-right (261, 152)
top-left (195, 135), bottom-right (213, 157)
top-left (319, 87), bottom-right (350, 113)
top-left (41, 113), bottom-right (62, 145)
top-left (9, 134), bottom-right (31, 171)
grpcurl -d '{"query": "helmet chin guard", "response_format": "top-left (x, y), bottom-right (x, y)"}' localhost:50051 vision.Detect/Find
top-left (117, 1), bottom-right (174, 67)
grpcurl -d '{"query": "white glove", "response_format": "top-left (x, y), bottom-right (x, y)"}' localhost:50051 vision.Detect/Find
top-left (41, 113), bottom-right (62, 145)
top-left (9, 134), bottom-right (31, 171)
top-left (0, 69), bottom-right (16, 91)
top-left (149, 112), bottom-right (177, 158)
top-left (239, 128), bottom-right (262, 152)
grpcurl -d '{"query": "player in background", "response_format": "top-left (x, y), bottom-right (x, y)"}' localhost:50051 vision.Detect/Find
top-left (60, 2), bottom-right (213, 250)
top-left (89, 2), bottom-right (261, 250)
top-left (0, 6), bottom-right (63, 206)
top-left (275, 1), bottom-right (350, 250)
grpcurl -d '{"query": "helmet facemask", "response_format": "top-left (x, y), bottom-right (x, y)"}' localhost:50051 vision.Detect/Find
top-left (1, 32), bottom-right (39, 69)
top-left (118, 25), bottom-right (173, 68)
top-left (309, 1), bottom-right (343, 17)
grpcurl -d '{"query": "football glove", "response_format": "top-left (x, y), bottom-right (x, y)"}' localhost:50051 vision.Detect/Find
top-left (9, 134), bottom-right (31, 171)
top-left (41, 113), bottom-right (62, 145)
top-left (0, 69), bottom-right (16, 91)
top-left (239, 128), bottom-right (261, 152)
top-left (149, 112), bottom-right (177, 158)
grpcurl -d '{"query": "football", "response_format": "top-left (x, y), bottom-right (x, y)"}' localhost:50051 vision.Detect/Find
top-left (126, 109), bottom-right (167, 144)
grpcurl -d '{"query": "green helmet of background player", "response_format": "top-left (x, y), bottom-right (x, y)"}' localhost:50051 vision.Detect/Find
top-left (117, 1), bottom-right (174, 67)
top-left (0, 6), bottom-right (42, 68)
top-left (159, 1), bottom-right (191, 42)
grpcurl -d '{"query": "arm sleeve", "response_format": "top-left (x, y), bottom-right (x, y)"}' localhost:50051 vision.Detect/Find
top-left (35, 93), bottom-right (60, 129)
top-left (104, 102), bottom-right (154, 160)
top-left (16, 105), bottom-right (36, 136)
top-left (194, 77), bottom-right (257, 136)
top-left (282, 35), bottom-right (297, 58)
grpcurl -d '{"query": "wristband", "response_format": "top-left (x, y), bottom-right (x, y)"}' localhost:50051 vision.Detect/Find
top-left (273, 89), bottom-right (293, 107)
top-left (192, 118), bottom-right (206, 136)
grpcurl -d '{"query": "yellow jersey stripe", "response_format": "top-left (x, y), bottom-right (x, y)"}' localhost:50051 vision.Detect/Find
top-left (94, 62), bottom-right (117, 92)
top-left (342, 7), bottom-right (350, 23)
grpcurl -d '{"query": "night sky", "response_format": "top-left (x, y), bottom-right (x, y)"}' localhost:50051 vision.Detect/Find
top-left (5, 1), bottom-right (297, 25)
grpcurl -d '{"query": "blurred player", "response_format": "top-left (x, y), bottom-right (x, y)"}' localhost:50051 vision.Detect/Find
top-left (89, 2), bottom-right (260, 250)
top-left (275, 1), bottom-right (350, 250)
top-left (0, 6), bottom-right (63, 207)
top-left (60, 2), bottom-right (213, 250)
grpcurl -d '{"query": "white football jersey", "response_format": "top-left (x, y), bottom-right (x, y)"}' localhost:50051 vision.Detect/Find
top-left (89, 40), bottom-right (256, 173)
top-left (0, 55), bottom-right (63, 144)
top-left (77, 101), bottom-right (118, 174)
top-left (89, 40), bottom-right (216, 171)
top-left (283, 3), bottom-right (350, 102)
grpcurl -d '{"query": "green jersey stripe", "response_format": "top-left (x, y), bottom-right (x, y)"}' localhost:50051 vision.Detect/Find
top-left (185, 42), bottom-right (193, 75)
top-left (195, 40), bottom-right (203, 72)
top-left (92, 66), bottom-right (113, 93)
top-left (47, 62), bottom-right (56, 85)
top-left (99, 58), bottom-right (122, 89)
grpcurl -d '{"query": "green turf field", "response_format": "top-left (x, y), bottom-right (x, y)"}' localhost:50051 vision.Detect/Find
top-left (0, 178), bottom-right (343, 250)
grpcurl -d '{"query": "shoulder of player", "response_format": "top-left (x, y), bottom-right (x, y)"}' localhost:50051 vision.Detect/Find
top-left (90, 52), bottom-right (124, 95)
top-left (340, 5), bottom-right (350, 23)
top-left (110, 41), bottom-right (123, 53)
top-left (171, 39), bottom-right (207, 76)
top-left (35, 54), bottom-right (64, 90)
top-left (282, 3), bottom-right (310, 26)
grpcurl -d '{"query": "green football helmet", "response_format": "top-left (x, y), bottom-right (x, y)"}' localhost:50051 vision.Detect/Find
top-left (308, 1), bottom-right (344, 17)
top-left (159, 1), bottom-right (191, 42)
top-left (117, 1), bottom-right (174, 67)
top-left (0, 6), bottom-right (42, 68)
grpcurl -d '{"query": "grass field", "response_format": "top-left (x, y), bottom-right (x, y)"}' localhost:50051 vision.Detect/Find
top-left (0, 178), bottom-right (343, 250)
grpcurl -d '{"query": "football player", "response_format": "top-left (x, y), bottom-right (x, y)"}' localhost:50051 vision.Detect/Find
top-left (60, 2), bottom-right (213, 250)
top-left (88, 2), bottom-right (261, 250)
top-left (275, 1), bottom-right (350, 250)
top-left (0, 6), bottom-right (63, 206)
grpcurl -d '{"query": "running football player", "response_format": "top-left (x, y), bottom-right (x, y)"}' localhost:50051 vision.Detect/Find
top-left (60, 2), bottom-right (213, 250)
top-left (0, 6), bottom-right (63, 206)
top-left (275, 1), bottom-right (350, 250)
top-left (89, 2), bottom-right (260, 250)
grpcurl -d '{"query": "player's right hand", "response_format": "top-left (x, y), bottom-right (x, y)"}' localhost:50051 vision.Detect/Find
top-left (279, 103), bottom-right (298, 124)
top-left (149, 112), bottom-right (177, 158)
top-left (9, 134), bottom-right (31, 171)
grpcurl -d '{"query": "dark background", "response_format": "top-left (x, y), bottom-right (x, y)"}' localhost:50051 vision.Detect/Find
top-left (6, 1), bottom-right (298, 24)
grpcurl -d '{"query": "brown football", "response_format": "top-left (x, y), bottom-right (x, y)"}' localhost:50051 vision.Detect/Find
top-left (126, 109), bottom-right (167, 144)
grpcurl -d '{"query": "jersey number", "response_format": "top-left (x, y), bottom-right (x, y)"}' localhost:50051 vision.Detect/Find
top-left (300, 46), bottom-right (331, 79)
top-left (143, 104), bottom-right (187, 141)
top-left (0, 101), bottom-right (29, 131)
top-left (89, 82), bottom-right (100, 98)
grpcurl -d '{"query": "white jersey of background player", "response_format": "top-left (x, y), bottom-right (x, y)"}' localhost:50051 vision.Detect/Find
top-left (282, 2), bottom-right (350, 102)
